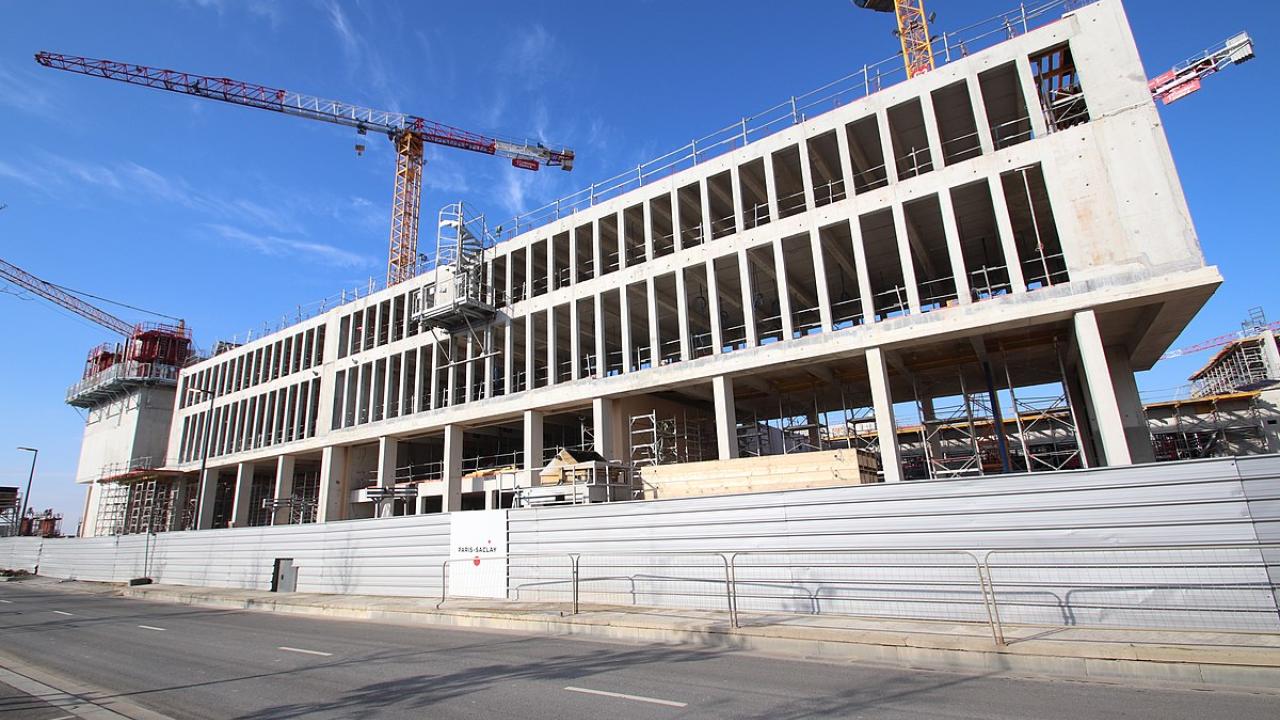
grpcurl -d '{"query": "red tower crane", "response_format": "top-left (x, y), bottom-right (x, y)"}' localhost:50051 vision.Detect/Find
top-left (34, 52), bottom-right (576, 287)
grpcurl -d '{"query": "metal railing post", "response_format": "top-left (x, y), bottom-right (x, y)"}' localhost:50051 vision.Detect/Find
top-left (570, 553), bottom-right (580, 615)
top-left (435, 559), bottom-right (449, 609)
top-left (725, 553), bottom-right (739, 628)
top-left (972, 552), bottom-right (1006, 646)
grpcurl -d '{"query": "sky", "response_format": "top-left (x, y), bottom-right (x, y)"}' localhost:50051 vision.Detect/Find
top-left (0, 0), bottom-right (1275, 532)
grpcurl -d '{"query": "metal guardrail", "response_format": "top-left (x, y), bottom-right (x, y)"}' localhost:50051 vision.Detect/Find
top-left (435, 544), bottom-right (1280, 648)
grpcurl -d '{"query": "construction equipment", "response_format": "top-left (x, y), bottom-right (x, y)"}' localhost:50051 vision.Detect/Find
top-left (855, 0), bottom-right (935, 79)
top-left (35, 52), bottom-right (576, 287)
top-left (1161, 308), bottom-right (1278, 361)
top-left (0, 256), bottom-right (192, 403)
top-left (1149, 32), bottom-right (1254, 105)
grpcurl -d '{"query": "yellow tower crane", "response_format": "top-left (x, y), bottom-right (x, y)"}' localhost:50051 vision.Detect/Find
top-left (854, 0), bottom-right (936, 79)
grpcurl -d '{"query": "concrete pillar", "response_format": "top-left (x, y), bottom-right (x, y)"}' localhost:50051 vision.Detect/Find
top-left (646, 276), bottom-right (660, 366)
top-left (798, 137), bottom-right (818, 210)
top-left (377, 436), bottom-right (398, 517)
top-left (772, 236), bottom-right (794, 340)
top-left (675, 269), bottom-right (691, 361)
top-left (809, 226), bottom-right (834, 331)
top-left (593, 397), bottom-right (616, 460)
top-left (965, 75), bottom-right (996, 155)
top-left (699, 179), bottom-right (714, 244)
top-left (1073, 310), bottom-right (1132, 466)
top-left (442, 424), bottom-right (464, 513)
top-left (1014, 56), bottom-right (1050, 139)
top-left (503, 318), bottom-right (514, 391)
top-left (849, 218), bottom-right (878, 324)
top-left (593, 293), bottom-right (606, 378)
top-left (937, 190), bottom-right (972, 305)
top-left (642, 199), bottom-right (655, 262)
top-left (482, 327), bottom-right (495, 400)
top-left (989, 174), bottom-right (1028, 293)
top-left (1106, 345), bottom-right (1156, 464)
top-left (590, 219), bottom-right (602, 283)
top-left (230, 462), bottom-right (254, 527)
top-left (523, 410), bottom-right (544, 471)
top-left (525, 314), bottom-right (536, 386)
top-left (569, 300), bottom-right (581, 381)
top-left (918, 89), bottom-right (946, 171)
top-left (317, 445), bottom-right (346, 523)
top-left (762, 151), bottom-right (781, 223)
top-left (546, 308), bottom-right (558, 385)
top-left (833, 125), bottom-right (858, 200)
top-left (273, 455), bottom-right (295, 525)
top-left (429, 340), bottom-right (441, 410)
top-left (890, 203), bottom-right (922, 315)
top-left (670, 188), bottom-right (683, 252)
top-left (738, 250), bottom-right (759, 348)
top-left (729, 164), bottom-right (745, 234)
top-left (876, 109), bottom-right (900, 184)
top-left (706, 258), bottom-right (724, 353)
top-left (712, 375), bottom-right (738, 460)
top-left (867, 348), bottom-right (903, 483)
top-left (620, 285), bottom-right (633, 371)
top-left (195, 468), bottom-right (217, 530)
top-left (568, 223), bottom-right (578, 285)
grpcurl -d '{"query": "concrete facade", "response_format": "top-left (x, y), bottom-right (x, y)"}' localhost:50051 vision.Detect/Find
top-left (73, 0), bottom-right (1222, 533)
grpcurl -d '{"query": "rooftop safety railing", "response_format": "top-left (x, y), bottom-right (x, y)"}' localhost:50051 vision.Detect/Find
top-left (215, 0), bottom-right (1082, 350)
top-left (66, 360), bottom-right (181, 403)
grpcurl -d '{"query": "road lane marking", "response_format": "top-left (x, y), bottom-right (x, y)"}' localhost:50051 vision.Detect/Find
top-left (278, 646), bottom-right (333, 657)
top-left (564, 686), bottom-right (687, 708)
top-left (137, 625), bottom-right (167, 631)
top-left (51, 610), bottom-right (74, 616)
top-left (0, 599), bottom-right (13, 603)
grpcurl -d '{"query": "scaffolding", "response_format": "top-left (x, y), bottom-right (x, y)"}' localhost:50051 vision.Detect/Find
top-left (1149, 393), bottom-right (1270, 461)
top-left (629, 410), bottom-right (711, 467)
top-left (1192, 334), bottom-right (1276, 397)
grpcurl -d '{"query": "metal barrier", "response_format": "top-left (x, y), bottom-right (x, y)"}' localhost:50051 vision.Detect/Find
top-left (433, 544), bottom-right (1280, 648)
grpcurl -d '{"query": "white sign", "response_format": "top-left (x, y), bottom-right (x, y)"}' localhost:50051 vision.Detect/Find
top-left (447, 510), bottom-right (508, 599)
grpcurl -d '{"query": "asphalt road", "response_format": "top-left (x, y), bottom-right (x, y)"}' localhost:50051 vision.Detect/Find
top-left (0, 581), bottom-right (1276, 720)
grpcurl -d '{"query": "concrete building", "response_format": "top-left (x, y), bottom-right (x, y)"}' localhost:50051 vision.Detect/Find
top-left (74, 0), bottom-right (1224, 536)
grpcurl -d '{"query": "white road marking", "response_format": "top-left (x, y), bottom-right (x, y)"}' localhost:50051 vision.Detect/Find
top-left (137, 625), bottom-right (167, 631)
top-left (51, 610), bottom-right (74, 616)
top-left (278, 646), bottom-right (333, 657)
top-left (0, 599), bottom-right (12, 603)
top-left (564, 686), bottom-right (687, 708)
top-left (47, 716), bottom-right (75, 720)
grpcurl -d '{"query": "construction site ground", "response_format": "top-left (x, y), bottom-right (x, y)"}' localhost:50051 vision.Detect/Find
top-left (30, 577), bottom-right (1280, 694)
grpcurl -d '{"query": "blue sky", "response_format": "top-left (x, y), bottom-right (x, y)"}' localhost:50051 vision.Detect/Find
top-left (0, 0), bottom-right (1275, 531)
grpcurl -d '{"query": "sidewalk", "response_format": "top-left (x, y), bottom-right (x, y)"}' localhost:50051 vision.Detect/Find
top-left (78, 580), bottom-right (1280, 692)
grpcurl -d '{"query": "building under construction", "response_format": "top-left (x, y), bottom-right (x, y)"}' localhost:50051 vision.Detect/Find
top-left (66, 0), bottom-right (1251, 535)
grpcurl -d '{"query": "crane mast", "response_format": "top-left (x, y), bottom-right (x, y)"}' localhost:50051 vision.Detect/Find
top-left (854, 0), bottom-right (936, 79)
top-left (35, 51), bottom-right (576, 286)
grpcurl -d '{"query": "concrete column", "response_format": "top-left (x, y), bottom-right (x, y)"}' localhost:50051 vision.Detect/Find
top-left (591, 219), bottom-right (602, 282)
top-left (798, 136), bottom-right (818, 210)
top-left (706, 258), bottom-right (724, 354)
top-left (547, 308), bottom-right (558, 384)
top-left (445, 338), bottom-right (458, 406)
top-left (876, 109), bottom-right (900, 184)
top-left (525, 314), bottom-right (536, 387)
top-left (593, 294), bottom-right (606, 378)
top-left (1261, 331), bottom-right (1280, 378)
top-left (1062, 365), bottom-right (1099, 468)
top-left (620, 286), bottom-right (634, 372)
top-left (273, 454), bottom-right (295, 525)
top-left (1106, 344), bottom-right (1156, 464)
top-left (525, 244), bottom-right (535, 297)
top-left (937, 190), bottom-right (973, 305)
top-left (593, 397), bottom-right (617, 460)
top-left (429, 340), bottom-right (440, 410)
top-left (568, 225), bottom-right (578, 286)
top-left (503, 319), bottom-right (514, 392)
top-left (442, 424), bottom-right (463, 513)
top-left (809, 226), bottom-right (834, 331)
top-left (523, 410), bottom-right (544, 471)
top-left (317, 445), bottom-right (346, 523)
top-left (646, 276), bottom-right (660, 367)
top-left (642, 200), bottom-right (655, 262)
top-left (763, 151), bottom-right (781, 223)
top-left (675, 268), bottom-right (691, 361)
top-left (699, 179), bottom-right (714, 244)
top-left (890, 203), bottom-right (922, 315)
top-left (738, 250), bottom-right (759, 348)
top-left (730, 164), bottom-right (746, 234)
top-left (1014, 56), bottom-right (1050, 139)
top-left (230, 461), bottom-right (254, 527)
top-left (965, 75), bottom-right (995, 155)
top-left (712, 375), bottom-right (738, 460)
top-left (833, 126), bottom-right (858, 200)
top-left (670, 188), bottom-right (683, 252)
top-left (772, 236), bottom-right (794, 340)
top-left (918, 90), bottom-right (946, 171)
top-left (377, 435), bottom-right (398, 517)
top-left (569, 301), bottom-right (581, 381)
top-left (988, 175), bottom-right (1028, 293)
top-left (463, 339), bottom-right (475, 403)
top-left (867, 348), bottom-right (903, 483)
top-left (482, 327), bottom-right (495, 400)
top-left (849, 218), bottom-right (878, 324)
top-left (195, 467), bottom-right (218, 529)
top-left (1073, 310), bottom-right (1132, 466)
top-left (504, 252), bottom-right (514, 305)
top-left (546, 235), bottom-right (555, 293)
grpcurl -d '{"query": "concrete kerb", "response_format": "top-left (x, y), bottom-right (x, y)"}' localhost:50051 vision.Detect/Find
top-left (81, 580), bottom-right (1280, 695)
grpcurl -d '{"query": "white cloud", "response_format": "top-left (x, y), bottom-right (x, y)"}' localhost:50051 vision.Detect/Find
top-left (319, 0), bottom-right (397, 110)
top-left (0, 64), bottom-right (59, 118)
top-left (207, 223), bottom-right (374, 268)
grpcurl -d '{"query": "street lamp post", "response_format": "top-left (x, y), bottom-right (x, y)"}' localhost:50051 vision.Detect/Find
top-left (189, 386), bottom-right (217, 530)
top-left (16, 447), bottom-right (37, 535)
